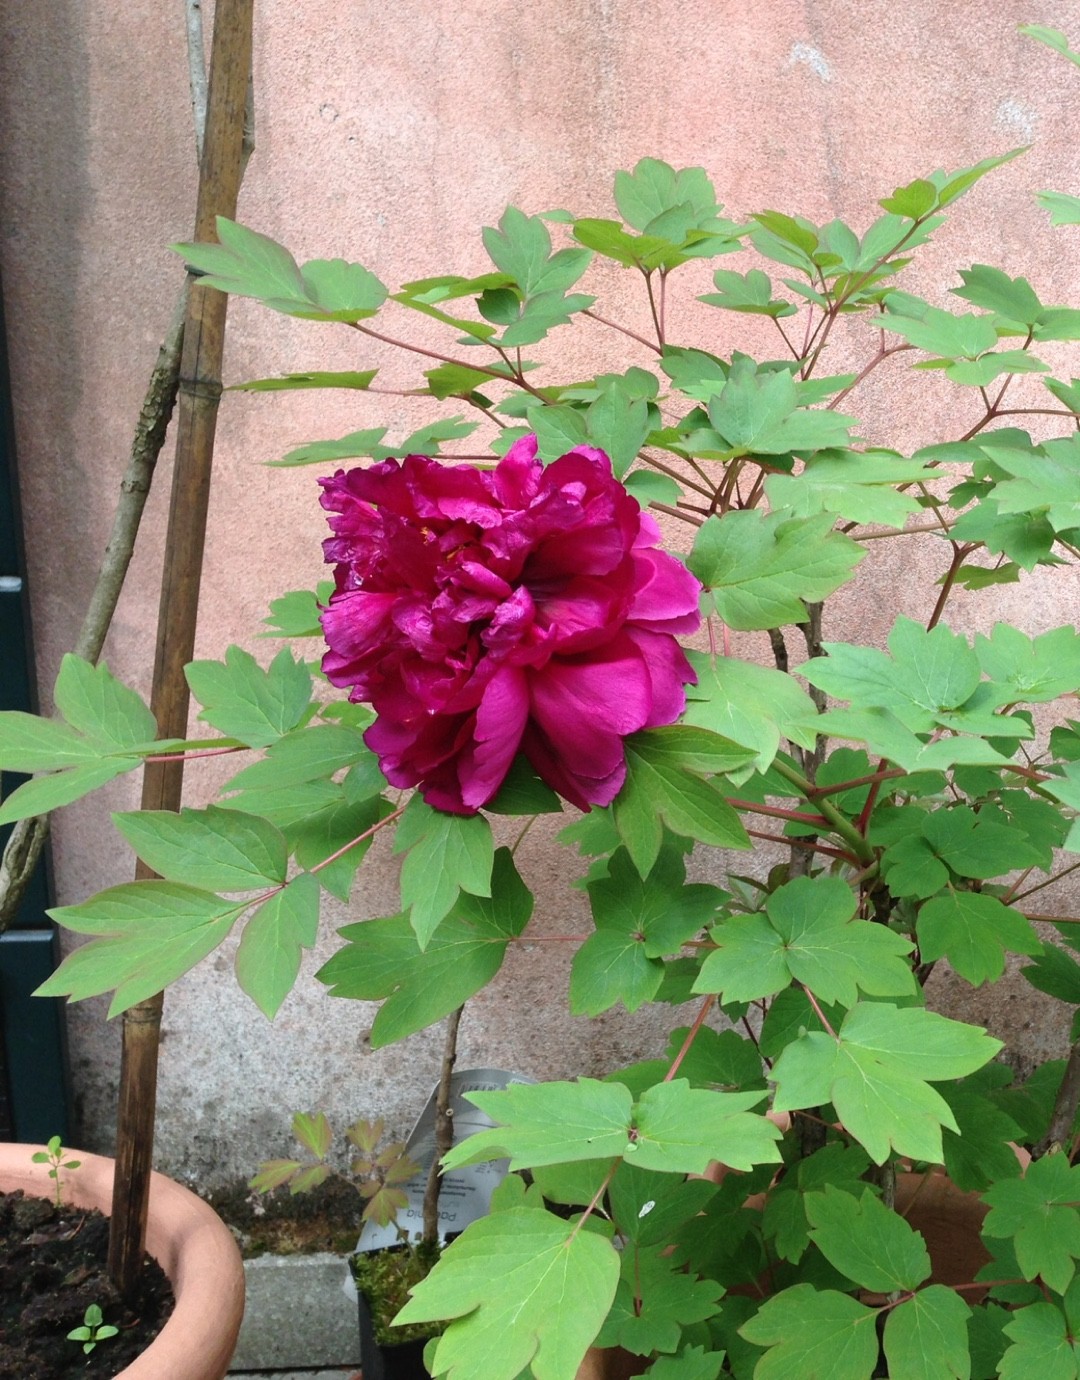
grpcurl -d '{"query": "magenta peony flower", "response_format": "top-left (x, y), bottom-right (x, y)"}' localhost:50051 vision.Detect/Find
top-left (318, 434), bottom-right (701, 814)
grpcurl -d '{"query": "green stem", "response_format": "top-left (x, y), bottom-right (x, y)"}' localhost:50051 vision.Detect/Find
top-left (768, 758), bottom-right (877, 864)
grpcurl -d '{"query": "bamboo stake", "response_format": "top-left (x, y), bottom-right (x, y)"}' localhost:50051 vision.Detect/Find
top-left (108, 0), bottom-right (254, 1296)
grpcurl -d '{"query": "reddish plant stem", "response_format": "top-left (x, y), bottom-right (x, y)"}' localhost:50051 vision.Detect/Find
top-left (927, 542), bottom-right (975, 630)
top-left (727, 799), bottom-right (832, 828)
top-left (745, 828), bottom-right (856, 864)
top-left (665, 996), bottom-right (716, 1081)
top-left (581, 308), bottom-right (662, 354)
top-left (803, 987), bottom-right (838, 1040)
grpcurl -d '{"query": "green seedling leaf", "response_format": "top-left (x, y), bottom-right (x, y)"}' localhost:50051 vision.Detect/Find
top-left (317, 848), bottom-right (531, 1045)
top-left (397, 1205), bottom-right (619, 1380)
top-left (689, 510), bottom-right (863, 631)
top-left (186, 647), bottom-right (312, 748)
top-left (292, 1109), bottom-right (333, 1159)
top-left (113, 805), bottom-right (289, 891)
top-left (234, 872), bottom-right (321, 1018)
top-left (394, 795), bottom-right (494, 947)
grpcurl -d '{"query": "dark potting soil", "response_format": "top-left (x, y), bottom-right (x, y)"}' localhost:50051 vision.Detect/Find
top-left (0, 1188), bottom-right (174, 1380)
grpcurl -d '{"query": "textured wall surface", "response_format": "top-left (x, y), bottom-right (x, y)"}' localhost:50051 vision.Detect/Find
top-left (2, 0), bottom-right (1080, 1183)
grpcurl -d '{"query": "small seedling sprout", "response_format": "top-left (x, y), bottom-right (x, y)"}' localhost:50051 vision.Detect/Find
top-left (67, 1303), bottom-right (119, 1355)
top-left (31, 1135), bottom-right (81, 1210)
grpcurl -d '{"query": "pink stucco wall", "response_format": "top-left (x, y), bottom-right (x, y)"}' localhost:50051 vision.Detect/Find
top-left (2, 1), bottom-right (1080, 1180)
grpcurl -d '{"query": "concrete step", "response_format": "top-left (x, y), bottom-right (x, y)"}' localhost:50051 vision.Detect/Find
top-left (228, 1252), bottom-right (361, 1374)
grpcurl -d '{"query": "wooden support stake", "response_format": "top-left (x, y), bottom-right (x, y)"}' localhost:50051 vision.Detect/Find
top-left (108, 0), bottom-right (254, 1297)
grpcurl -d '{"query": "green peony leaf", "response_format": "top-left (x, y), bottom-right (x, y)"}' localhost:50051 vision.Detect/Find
top-left (0, 759), bottom-right (134, 826)
top-left (629, 1080), bottom-right (781, 1175)
top-left (229, 370), bottom-right (379, 392)
top-left (595, 1245), bottom-right (722, 1355)
top-left (682, 653), bottom-right (819, 775)
top-left (234, 872), bottom-right (321, 1018)
top-left (983, 1155), bottom-right (1080, 1294)
top-left (573, 848), bottom-right (721, 1016)
top-left (38, 881), bottom-right (241, 1015)
top-left (771, 1002), bottom-right (1001, 1163)
top-left (482, 207), bottom-right (592, 297)
top-left (613, 733), bottom-right (750, 877)
top-left (805, 1186), bottom-right (930, 1293)
top-left (917, 889), bottom-right (1042, 986)
top-left (0, 712), bottom-right (101, 772)
top-left (704, 360), bottom-right (858, 457)
top-left (442, 1079), bottom-right (633, 1171)
top-left (690, 510), bottom-right (863, 631)
top-left (396, 1205), bottom-right (619, 1380)
top-left (394, 796), bottom-right (494, 948)
top-left (765, 449), bottom-right (934, 529)
top-left (185, 646), bottom-right (313, 748)
top-left (881, 1285), bottom-right (972, 1380)
top-left (175, 218), bottom-right (388, 321)
top-left (738, 1284), bottom-right (879, 1380)
top-left (1000, 1297), bottom-right (1080, 1380)
top-left (53, 654), bottom-right (158, 751)
top-left (317, 848), bottom-right (531, 1045)
top-left (695, 874), bottom-right (915, 1007)
top-left (113, 805), bottom-right (289, 891)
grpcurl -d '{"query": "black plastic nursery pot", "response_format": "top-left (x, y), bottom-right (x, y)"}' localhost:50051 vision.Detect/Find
top-left (356, 1287), bottom-right (434, 1380)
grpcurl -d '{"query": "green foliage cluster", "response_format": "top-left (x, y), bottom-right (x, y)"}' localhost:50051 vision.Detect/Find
top-left (13, 23), bottom-right (1080, 1380)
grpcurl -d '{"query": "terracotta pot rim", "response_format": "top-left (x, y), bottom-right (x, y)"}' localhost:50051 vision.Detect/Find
top-left (0, 1143), bottom-right (244, 1380)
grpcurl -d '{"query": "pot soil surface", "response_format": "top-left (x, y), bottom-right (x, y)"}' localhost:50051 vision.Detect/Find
top-left (0, 1188), bottom-right (174, 1380)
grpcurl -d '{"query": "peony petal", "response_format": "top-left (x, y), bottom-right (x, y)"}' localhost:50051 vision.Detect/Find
top-left (627, 548), bottom-right (703, 632)
top-left (458, 665), bottom-right (530, 809)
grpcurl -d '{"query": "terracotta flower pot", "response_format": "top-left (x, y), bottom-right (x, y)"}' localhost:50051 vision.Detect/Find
top-left (0, 1143), bottom-right (245, 1380)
